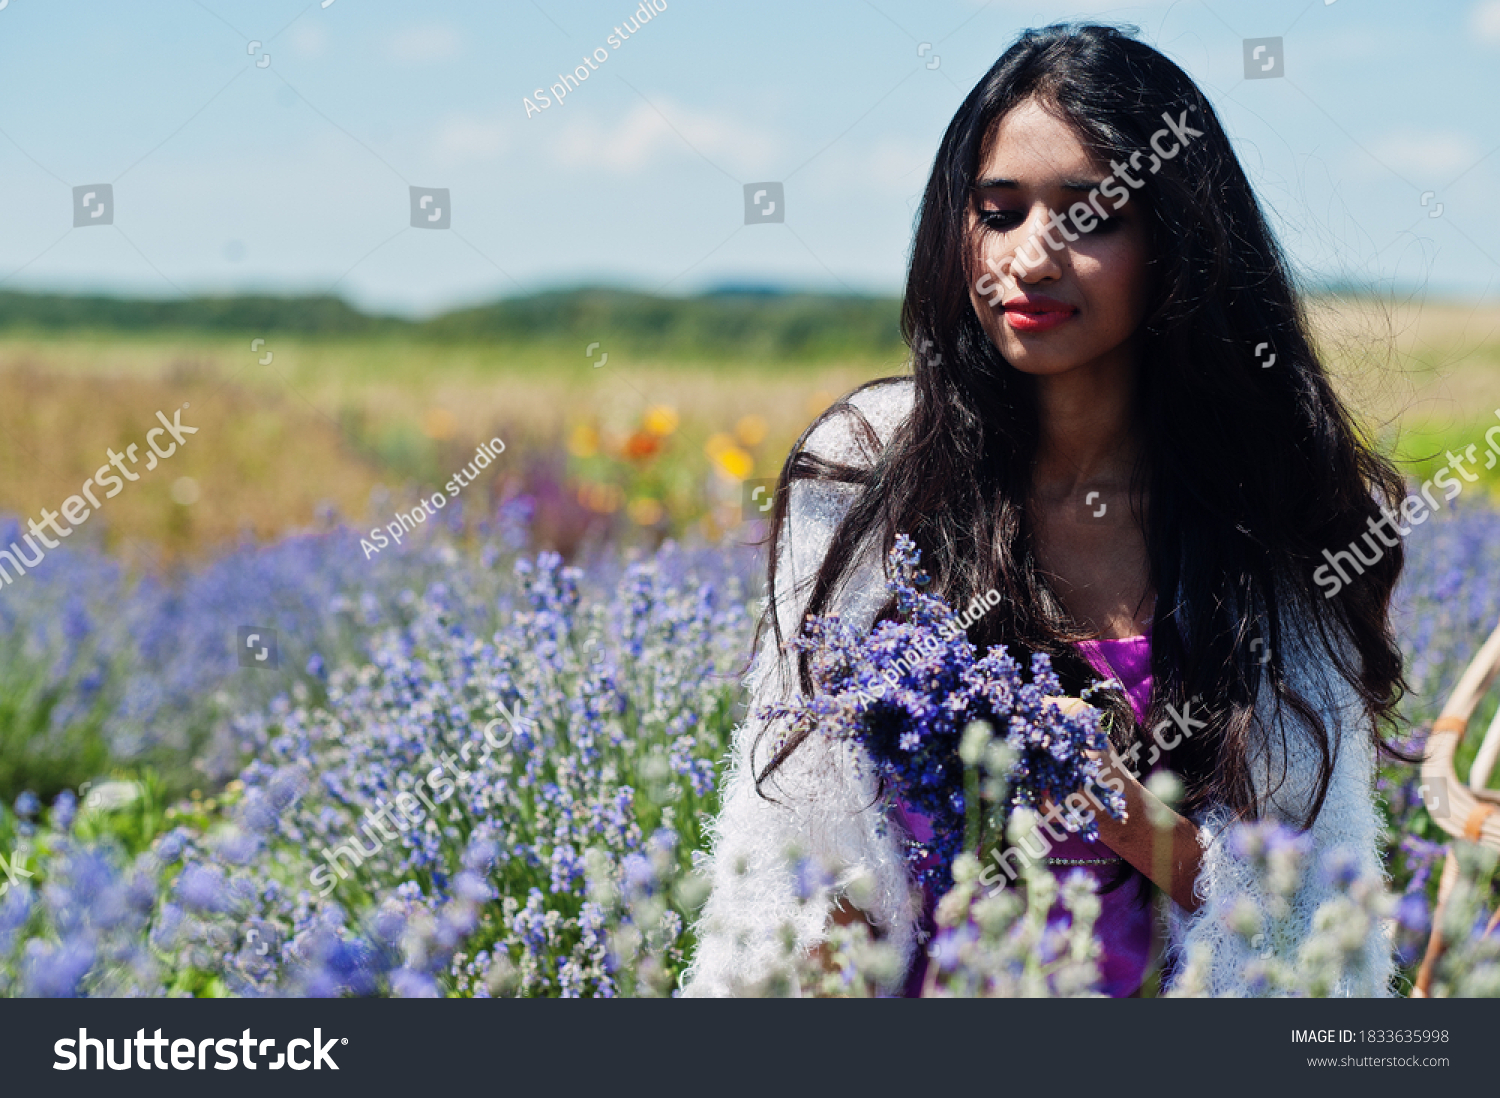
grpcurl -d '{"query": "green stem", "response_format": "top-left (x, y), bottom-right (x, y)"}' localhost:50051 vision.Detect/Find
top-left (963, 762), bottom-right (981, 855)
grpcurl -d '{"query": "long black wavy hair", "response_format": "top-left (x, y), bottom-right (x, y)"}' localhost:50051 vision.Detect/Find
top-left (751, 24), bottom-right (1410, 865)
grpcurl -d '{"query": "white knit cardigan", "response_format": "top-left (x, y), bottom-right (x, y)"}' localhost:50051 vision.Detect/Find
top-left (681, 380), bottom-right (1394, 998)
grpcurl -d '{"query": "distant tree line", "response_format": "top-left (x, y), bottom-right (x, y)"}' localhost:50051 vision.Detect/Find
top-left (0, 287), bottom-right (907, 359)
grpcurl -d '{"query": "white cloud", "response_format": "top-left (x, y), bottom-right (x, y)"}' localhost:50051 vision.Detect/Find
top-left (1473, 0), bottom-right (1500, 44)
top-left (544, 99), bottom-right (931, 202)
top-left (432, 115), bottom-right (511, 166)
top-left (289, 24), bottom-right (327, 59)
top-left (1369, 130), bottom-right (1483, 180)
top-left (852, 134), bottom-right (933, 190)
top-left (549, 99), bottom-right (780, 175)
top-left (385, 25), bottom-right (463, 64)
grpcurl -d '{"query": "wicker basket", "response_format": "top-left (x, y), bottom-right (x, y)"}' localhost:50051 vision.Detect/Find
top-left (1411, 617), bottom-right (1500, 996)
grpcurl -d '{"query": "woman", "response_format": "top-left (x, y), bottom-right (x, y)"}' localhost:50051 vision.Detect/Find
top-left (682, 24), bottom-right (1403, 997)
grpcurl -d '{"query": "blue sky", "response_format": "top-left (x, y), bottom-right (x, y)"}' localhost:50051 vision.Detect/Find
top-left (0, 0), bottom-right (1496, 315)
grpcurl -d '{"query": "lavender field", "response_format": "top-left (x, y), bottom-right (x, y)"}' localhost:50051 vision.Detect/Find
top-left (0, 490), bottom-right (1497, 997)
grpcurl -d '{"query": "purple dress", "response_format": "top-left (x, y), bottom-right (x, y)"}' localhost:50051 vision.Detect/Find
top-left (891, 634), bottom-right (1155, 997)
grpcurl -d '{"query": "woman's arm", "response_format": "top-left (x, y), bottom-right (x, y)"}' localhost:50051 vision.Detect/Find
top-left (1089, 755), bottom-right (1203, 913)
top-left (808, 895), bottom-right (881, 978)
top-left (678, 698), bottom-right (911, 996)
top-left (680, 384), bottom-right (923, 997)
top-left (1162, 626), bottom-right (1395, 997)
top-left (1041, 697), bottom-right (1204, 912)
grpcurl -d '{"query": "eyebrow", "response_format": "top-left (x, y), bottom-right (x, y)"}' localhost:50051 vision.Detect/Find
top-left (975, 177), bottom-right (1102, 193)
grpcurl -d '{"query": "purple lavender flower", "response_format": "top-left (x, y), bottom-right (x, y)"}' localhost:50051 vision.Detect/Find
top-left (391, 967), bottom-right (440, 998)
top-left (1395, 891), bottom-right (1431, 961)
top-left (51, 790), bottom-right (77, 832)
top-left (760, 536), bottom-right (1125, 892)
top-left (176, 864), bottom-right (231, 914)
top-left (22, 939), bottom-right (95, 998)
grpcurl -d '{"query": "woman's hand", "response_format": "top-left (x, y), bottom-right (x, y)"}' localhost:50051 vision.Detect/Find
top-left (810, 896), bottom-right (880, 984)
top-left (1039, 696), bottom-right (1204, 913)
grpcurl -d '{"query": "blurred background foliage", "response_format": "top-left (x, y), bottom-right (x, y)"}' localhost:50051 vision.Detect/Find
top-left (0, 287), bottom-right (1495, 571)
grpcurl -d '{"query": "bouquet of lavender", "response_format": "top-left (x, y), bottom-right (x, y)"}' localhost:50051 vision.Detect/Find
top-left (760, 535), bottom-right (1125, 893)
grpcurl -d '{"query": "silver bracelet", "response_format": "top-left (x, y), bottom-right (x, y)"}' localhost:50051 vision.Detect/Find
top-left (1044, 856), bottom-right (1124, 866)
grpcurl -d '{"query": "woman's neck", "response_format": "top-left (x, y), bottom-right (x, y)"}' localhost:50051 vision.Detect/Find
top-left (1024, 345), bottom-right (1154, 641)
top-left (1030, 347), bottom-right (1142, 497)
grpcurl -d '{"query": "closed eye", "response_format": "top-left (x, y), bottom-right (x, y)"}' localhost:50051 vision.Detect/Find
top-left (979, 204), bottom-right (1127, 237)
top-left (1075, 210), bottom-right (1125, 234)
top-left (978, 209), bottom-right (1023, 232)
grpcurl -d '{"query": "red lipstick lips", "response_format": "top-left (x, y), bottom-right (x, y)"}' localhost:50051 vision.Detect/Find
top-left (1001, 293), bottom-right (1077, 333)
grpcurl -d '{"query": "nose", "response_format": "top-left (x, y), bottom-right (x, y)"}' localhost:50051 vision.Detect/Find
top-left (997, 206), bottom-right (1063, 285)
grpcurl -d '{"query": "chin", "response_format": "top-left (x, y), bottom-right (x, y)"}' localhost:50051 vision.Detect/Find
top-left (991, 334), bottom-right (1087, 376)
top-left (988, 324), bottom-right (1129, 378)
top-left (1003, 351), bottom-right (1082, 376)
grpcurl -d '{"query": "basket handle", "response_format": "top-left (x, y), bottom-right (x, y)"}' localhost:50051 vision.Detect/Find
top-left (1421, 616), bottom-right (1500, 850)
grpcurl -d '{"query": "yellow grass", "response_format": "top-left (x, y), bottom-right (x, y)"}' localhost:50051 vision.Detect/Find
top-left (1, 295), bottom-right (1495, 562)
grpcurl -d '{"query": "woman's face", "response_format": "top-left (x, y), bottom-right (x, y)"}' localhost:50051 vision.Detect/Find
top-left (966, 98), bottom-right (1154, 379)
